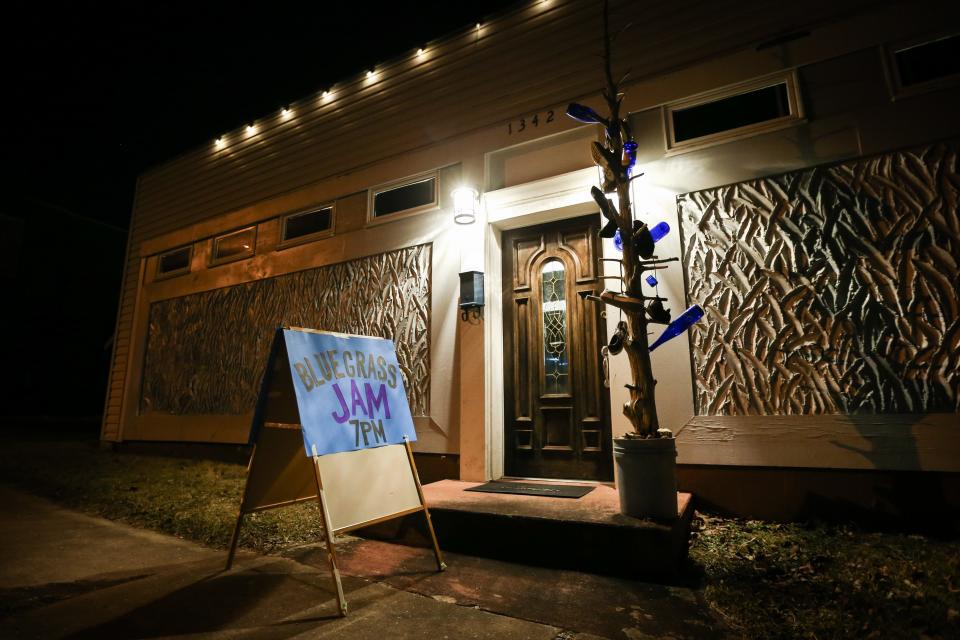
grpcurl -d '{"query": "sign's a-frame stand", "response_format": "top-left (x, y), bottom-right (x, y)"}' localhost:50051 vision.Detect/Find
top-left (224, 328), bottom-right (445, 617)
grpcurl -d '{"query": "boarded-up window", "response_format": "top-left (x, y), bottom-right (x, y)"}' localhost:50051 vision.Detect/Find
top-left (141, 244), bottom-right (432, 416)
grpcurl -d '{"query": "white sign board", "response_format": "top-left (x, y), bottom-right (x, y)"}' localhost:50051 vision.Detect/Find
top-left (317, 445), bottom-right (423, 532)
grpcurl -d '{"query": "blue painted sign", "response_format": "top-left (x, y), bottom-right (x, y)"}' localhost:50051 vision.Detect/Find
top-left (281, 328), bottom-right (417, 457)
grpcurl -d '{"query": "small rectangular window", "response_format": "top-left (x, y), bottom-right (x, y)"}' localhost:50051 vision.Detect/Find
top-left (157, 246), bottom-right (191, 278)
top-left (672, 84), bottom-right (790, 143)
top-left (211, 226), bottom-right (256, 266)
top-left (280, 206), bottom-right (333, 246)
top-left (886, 33), bottom-right (960, 97)
top-left (664, 72), bottom-right (802, 152)
top-left (369, 173), bottom-right (438, 223)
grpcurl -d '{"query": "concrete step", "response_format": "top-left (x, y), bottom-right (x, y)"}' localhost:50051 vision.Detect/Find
top-left (357, 480), bottom-right (694, 579)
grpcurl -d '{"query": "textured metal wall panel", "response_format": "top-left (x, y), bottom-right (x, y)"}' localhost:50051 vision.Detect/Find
top-left (140, 244), bottom-right (431, 416)
top-left (679, 141), bottom-right (960, 416)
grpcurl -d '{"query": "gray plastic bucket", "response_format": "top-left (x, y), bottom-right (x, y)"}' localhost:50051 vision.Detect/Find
top-left (613, 436), bottom-right (678, 519)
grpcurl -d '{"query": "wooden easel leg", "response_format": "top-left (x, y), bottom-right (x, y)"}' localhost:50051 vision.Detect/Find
top-left (225, 511), bottom-right (245, 570)
top-left (225, 443), bottom-right (257, 570)
top-left (422, 505), bottom-right (447, 572)
top-left (404, 439), bottom-right (447, 571)
top-left (312, 456), bottom-right (348, 617)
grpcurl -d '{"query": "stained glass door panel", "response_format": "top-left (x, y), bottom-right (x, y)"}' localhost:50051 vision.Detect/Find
top-left (541, 260), bottom-right (570, 395)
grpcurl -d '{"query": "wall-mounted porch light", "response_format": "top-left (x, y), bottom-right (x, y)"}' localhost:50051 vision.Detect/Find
top-left (453, 186), bottom-right (483, 320)
top-left (459, 270), bottom-right (484, 321)
top-left (452, 186), bottom-right (479, 225)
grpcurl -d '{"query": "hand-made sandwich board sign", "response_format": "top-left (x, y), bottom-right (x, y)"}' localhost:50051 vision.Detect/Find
top-left (281, 328), bottom-right (417, 456)
top-left (227, 327), bottom-right (445, 617)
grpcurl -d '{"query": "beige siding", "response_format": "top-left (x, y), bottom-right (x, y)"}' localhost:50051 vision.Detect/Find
top-left (102, 0), bottom-right (892, 440)
top-left (134, 0), bottom-right (878, 231)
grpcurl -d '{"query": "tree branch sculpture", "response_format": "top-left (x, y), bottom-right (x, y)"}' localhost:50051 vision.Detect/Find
top-left (568, 0), bottom-right (703, 439)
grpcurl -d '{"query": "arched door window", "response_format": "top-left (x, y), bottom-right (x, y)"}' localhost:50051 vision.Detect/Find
top-left (541, 260), bottom-right (570, 394)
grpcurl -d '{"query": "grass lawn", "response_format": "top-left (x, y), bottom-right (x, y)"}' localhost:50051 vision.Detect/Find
top-left (1, 431), bottom-right (958, 638)
top-left (0, 433), bottom-right (324, 553)
top-left (690, 514), bottom-right (959, 638)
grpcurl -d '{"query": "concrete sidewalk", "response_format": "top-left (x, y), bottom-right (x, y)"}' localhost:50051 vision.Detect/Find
top-left (0, 486), bottom-right (723, 639)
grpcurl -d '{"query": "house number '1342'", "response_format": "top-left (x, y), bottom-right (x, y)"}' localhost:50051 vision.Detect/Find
top-left (507, 110), bottom-right (555, 134)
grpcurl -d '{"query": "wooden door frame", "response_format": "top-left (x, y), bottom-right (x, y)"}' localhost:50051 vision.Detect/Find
top-left (482, 168), bottom-right (602, 481)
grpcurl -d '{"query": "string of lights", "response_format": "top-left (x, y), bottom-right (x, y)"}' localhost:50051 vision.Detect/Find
top-left (207, 6), bottom-right (545, 154)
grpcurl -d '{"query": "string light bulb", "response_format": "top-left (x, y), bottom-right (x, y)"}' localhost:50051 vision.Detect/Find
top-left (417, 47), bottom-right (425, 56)
top-left (246, 123), bottom-right (256, 135)
top-left (214, 137), bottom-right (225, 149)
top-left (281, 106), bottom-right (292, 119)
top-left (366, 68), bottom-right (375, 79)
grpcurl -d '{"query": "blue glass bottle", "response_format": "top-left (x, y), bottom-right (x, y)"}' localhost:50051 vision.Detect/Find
top-left (645, 275), bottom-right (658, 287)
top-left (566, 102), bottom-right (605, 124)
top-left (648, 305), bottom-right (704, 351)
top-left (613, 228), bottom-right (623, 251)
top-left (632, 221), bottom-right (671, 259)
top-left (622, 140), bottom-right (638, 170)
top-left (649, 221), bottom-right (670, 243)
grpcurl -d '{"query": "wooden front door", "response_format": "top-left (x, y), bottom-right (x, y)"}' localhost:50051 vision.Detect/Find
top-left (502, 215), bottom-right (612, 481)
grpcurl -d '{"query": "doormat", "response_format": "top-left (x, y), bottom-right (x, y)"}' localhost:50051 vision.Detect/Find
top-left (465, 481), bottom-right (595, 499)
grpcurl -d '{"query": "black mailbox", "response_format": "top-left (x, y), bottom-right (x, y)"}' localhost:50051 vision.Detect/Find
top-left (459, 271), bottom-right (484, 308)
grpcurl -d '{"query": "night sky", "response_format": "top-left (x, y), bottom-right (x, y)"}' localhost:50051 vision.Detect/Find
top-left (1, 1), bottom-right (519, 418)
top-left (6, 1), bottom-right (521, 229)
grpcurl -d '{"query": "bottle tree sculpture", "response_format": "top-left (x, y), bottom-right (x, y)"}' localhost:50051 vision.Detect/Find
top-left (567, 1), bottom-right (704, 442)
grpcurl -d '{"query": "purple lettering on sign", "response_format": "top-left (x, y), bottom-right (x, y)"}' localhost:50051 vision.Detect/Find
top-left (331, 383), bottom-right (350, 424)
top-left (349, 379), bottom-right (368, 417)
top-left (330, 379), bottom-right (394, 425)
top-left (365, 383), bottom-right (391, 419)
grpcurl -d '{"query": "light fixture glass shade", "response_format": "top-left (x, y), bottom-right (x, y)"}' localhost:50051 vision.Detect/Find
top-left (452, 187), bottom-right (479, 225)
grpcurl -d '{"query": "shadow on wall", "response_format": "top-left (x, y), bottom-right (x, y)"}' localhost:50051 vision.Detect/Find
top-left (812, 412), bottom-right (955, 536)
top-left (679, 464), bottom-right (960, 536)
